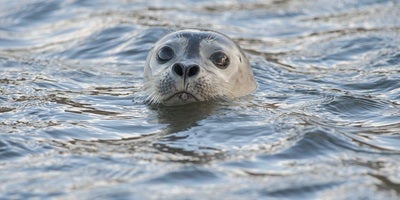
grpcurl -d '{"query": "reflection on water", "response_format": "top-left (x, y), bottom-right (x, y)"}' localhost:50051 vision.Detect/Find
top-left (154, 103), bottom-right (217, 133)
top-left (1, 0), bottom-right (400, 199)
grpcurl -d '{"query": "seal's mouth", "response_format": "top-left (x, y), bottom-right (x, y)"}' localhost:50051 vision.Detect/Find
top-left (165, 92), bottom-right (199, 103)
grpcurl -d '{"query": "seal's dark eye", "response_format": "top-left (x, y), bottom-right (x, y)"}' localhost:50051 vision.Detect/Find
top-left (210, 51), bottom-right (230, 69)
top-left (157, 46), bottom-right (174, 62)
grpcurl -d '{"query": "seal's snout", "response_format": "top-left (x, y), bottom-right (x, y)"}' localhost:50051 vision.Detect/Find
top-left (172, 63), bottom-right (200, 78)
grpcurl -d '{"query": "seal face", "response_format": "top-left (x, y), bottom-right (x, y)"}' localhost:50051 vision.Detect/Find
top-left (144, 29), bottom-right (256, 105)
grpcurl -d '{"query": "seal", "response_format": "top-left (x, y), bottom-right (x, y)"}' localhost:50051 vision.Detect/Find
top-left (143, 29), bottom-right (256, 105)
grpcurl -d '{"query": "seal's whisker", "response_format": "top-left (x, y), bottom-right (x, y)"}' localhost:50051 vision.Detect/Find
top-left (144, 89), bottom-right (162, 105)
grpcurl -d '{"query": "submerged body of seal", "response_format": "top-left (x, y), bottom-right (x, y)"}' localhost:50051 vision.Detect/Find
top-left (144, 29), bottom-right (256, 105)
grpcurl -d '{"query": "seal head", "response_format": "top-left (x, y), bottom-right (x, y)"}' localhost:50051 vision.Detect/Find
top-left (144, 29), bottom-right (256, 105)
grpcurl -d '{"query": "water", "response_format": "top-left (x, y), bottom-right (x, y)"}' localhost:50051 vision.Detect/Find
top-left (1, 0), bottom-right (400, 199)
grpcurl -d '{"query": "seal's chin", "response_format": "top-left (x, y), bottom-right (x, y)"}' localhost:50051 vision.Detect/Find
top-left (164, 92), bottom-right (199, 105)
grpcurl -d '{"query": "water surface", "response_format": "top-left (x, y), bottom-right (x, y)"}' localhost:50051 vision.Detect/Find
top-left (1, 0), bottom-right (400, 199)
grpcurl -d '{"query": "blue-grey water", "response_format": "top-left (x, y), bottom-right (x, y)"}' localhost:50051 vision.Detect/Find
top-left (1, 0), bottom-right (400, 199)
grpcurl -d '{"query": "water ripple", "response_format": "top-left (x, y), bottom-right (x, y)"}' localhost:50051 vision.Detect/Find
top-left (1, 0), bottom-right (400, 199)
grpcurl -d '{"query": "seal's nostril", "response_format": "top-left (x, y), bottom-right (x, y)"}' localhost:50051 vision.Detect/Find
top-left (187, 65), bottom-right (199, 77)
top-left (172, 63), bottom-right (199, 78)
top-left (172, 63), bottom-right (184, 76)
